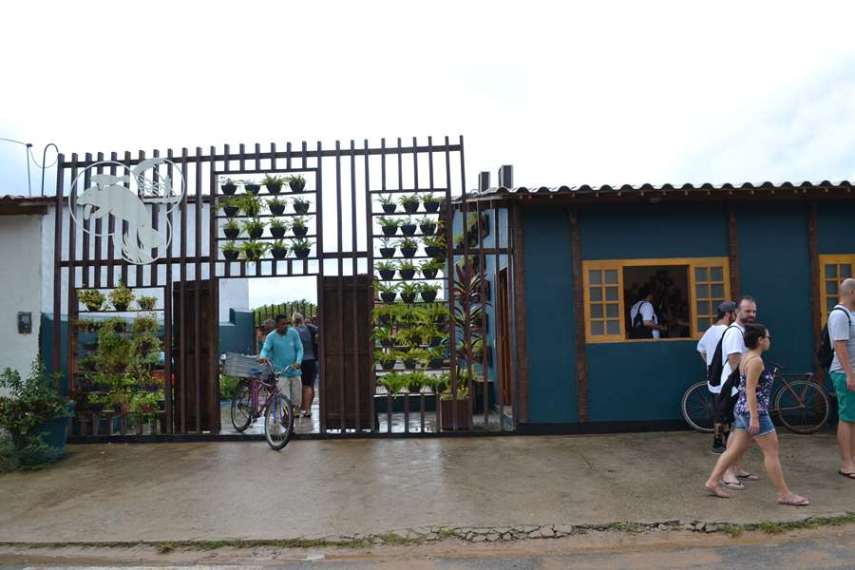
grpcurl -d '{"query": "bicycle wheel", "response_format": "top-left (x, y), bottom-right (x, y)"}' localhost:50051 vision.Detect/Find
top-left (230, 379), bottom-right (253, 433)
top-left (774, 379), bottom-right (830, 434)
top-left (264, 393), bottom-right (294, 451)
top-left (681, 381), bottom-right (715, 433)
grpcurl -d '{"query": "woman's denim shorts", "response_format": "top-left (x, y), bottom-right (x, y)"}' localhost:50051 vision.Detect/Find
top-left (733, 412), bottom-right (775, 437)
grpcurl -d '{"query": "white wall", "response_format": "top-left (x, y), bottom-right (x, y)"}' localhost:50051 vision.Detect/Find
top-left (0, 214), bottom-right (43, 381)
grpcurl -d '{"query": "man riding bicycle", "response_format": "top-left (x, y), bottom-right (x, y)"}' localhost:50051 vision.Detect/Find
top-left (258, 314), bottom-right (304, 407)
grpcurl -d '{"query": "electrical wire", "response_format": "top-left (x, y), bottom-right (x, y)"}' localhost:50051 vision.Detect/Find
top-left (0, 137), bottom-right (60, 197)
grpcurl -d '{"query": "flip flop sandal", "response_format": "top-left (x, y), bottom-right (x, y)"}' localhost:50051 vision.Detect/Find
top-left (838, 470), bottom-right (855, 480)
top-left (777, 495), bottom-right (810, 507)
top-left (737, 472), bottom-right (760, 481)
top-left (721, 480), bottom-right (745, 490)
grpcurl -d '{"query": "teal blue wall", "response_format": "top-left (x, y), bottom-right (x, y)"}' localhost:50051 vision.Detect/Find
top-left (817, 201), bottom-right (855, 253)
top-left (219, 309), bottom-right (256, 355)
top-left (522, 207), bottom-right (578, 423)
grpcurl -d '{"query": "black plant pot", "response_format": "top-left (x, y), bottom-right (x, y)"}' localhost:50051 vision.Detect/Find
top-left (403, 358), bottom-right (417, 370)
top-left (223, 250), bottom-right (239, 261)
top-left (245, 183), bottom-right (261, 195)
top-left (377, 314), bottom-right (391, 325)
top-left (423, 201), bottom-right (440, 213)
top-left (422, 268), bottom-right (438, 279)
top-left (403, 202), bottom-right (419, 214)
top-left (429, 336), bottom-right (442, 347)
top-left (272, 247), bottom-right (288, 259)
top-left (290, 178), bottom-right (306, 193)
top-left (421, 290), bottom-right (438, 303)
top-left (382, 226), bottom-right (398, 237)
top-left (380, 247), bottom-right (396, 258)
top-left (267, 183), bottom-right (283, 195)
top-left (400, 224), bottom-right (417, 237)
top-left (399, 269), bottom-right (415, 280)
top-left (221, 182), bottom-right (237, 195)
top-left (381, 292), bottom-right (397, 303)
top-left (381, 361), bottom-right (396, 371)
top-left (419, 223), bottom-right (436, 235)
top-left (248, 228), bottom-right (264, 239)
top-left (379, 269), bottom-right (395, 280)
top-left (113, 303), bottom-right (128, 312)
top-left (425, 246), bottom-right (441, 257)
top-left (399, 345), bottom-right (412, 353)
top-left (293, 226), bottom-right (309, 238)
top-left (434, 316), bottom-right (446, 325)
top-left (270, 227), bottom-right (286, 239)
top-left (401, 292), bottom-right (416, 303)
top-left (295, 247), bottom-right (311, 259)
top-left (429, 358), bottom-right (444, 370)
top-left (380, 338), bottom-right (394, 348)
top-left (293, 202), bottom-right (311, 214)
top-left (381, 203), bottom-right (397, 214)
top-left (401, 247), bottom-right (417, 258)
top-left (224, 228), bottom-right (239, 239)
top-left (269, 204), bottom-right (286, 216)
top-left (224, 206), bottom-right (239, 217)
top-left (143, 384), bottom-right (160, 393)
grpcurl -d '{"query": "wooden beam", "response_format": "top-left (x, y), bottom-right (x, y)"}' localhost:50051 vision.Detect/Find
top-left (510, 204), bottom-right (529, 423)
top-left (727, 202), bottom-right (740, 298)
top-left (569, 209), bottom-right (589, 422)
top-left (807, 201), bottom-right (823, 380)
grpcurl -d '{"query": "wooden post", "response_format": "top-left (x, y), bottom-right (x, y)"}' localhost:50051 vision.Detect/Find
top-left (511, 204), bottom-right (529, 423)
top-left (569, 209), bottom-right (589, 422)
top-left (727, 202), bottom-right (741, 298)
top-left (807, 201), bottom-right (822, 380)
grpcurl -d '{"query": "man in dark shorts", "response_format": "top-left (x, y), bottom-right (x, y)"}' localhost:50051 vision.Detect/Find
top-left (292, 312), bottom-right (318, 418)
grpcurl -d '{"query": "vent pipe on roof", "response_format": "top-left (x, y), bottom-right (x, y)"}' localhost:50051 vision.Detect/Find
top-left (478, 171), bottom-right (491, 192)
top-left (498, 165), bottom-right (513, 188)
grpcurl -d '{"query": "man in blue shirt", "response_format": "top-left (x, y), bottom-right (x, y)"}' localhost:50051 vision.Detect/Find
top-left (259, 315), bottom-right (303, 404)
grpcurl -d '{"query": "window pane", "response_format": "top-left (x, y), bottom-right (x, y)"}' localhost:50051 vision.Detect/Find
top-left (842, 264), bottom-right (853, 278)
top-left (606, 320), bottom-right (620, 335)
top-left (828, 298), bottom-right (838, 311)
top-left (826, 264), bottom-right (838, 279)
top-left (590, 304), bottom-right (603, 318)
top-left (697, 301), bottom-right (710, 315)
top-left (712, 299), bottom-right (724, 310)
top-left (710, 284), bottom-right (725, 298)
top-left (696, 284), bottom-right (710, 299)
top-left (695, 267), bottom-right (708, 282)
top-left (605, 287), bottom-right (618, 301)
top-left (698, 318), bottom-right (708, 332)
top-left (590, 287), bottom-right (603, 302)
top-left (589, 270), bottom-right (602, 285)
top-left (591, 321), bottom-right (605, 335)
top-left (606, 303), bottom-right (619, 318)
top-left (710, 266), bottom-right (723, 281)
top-left (827, 281), bottom-right (838, 295)
top-left (604, 269), bottom-right (618, 284)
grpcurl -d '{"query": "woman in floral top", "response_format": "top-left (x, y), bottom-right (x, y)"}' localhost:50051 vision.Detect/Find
top-left (704, 324), bottom-right (809, 506)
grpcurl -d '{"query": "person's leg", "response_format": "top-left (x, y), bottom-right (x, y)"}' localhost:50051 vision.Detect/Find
top-left (753, 429), bottom-right (808, 504)
top-left (838, 420), bottom-right (854, 474)
top-left (705, 429), bottom-right (752, 497)
top-left (832, 372), bottom-right (855, 474)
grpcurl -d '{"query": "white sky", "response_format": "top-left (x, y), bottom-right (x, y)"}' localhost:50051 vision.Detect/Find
top-left (3, 0), bottom-right (855, 304)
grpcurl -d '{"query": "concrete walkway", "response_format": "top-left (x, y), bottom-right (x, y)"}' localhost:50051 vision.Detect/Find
top-left (0, 432), bottom-right (853, 543)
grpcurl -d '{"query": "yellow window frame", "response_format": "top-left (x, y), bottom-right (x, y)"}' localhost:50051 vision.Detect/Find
top-left (819, 254), bottom-right (855, 326)
top-left (582, 257), bottom-right (731, 344)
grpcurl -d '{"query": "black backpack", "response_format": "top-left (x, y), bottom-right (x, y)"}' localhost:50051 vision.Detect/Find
top-left (629, 301), bottom-right (654, 339)
top-left (707, 325), bottom-right (742, 387)
top-left (817, 306), bottom-right (851, 370)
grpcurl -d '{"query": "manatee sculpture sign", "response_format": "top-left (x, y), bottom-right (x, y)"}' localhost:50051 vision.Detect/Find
top-left (69, 158), bottom-right (185, 264)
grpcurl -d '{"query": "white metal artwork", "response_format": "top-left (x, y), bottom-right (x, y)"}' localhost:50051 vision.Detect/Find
top-left (69, 158), bottom-right (186, 264)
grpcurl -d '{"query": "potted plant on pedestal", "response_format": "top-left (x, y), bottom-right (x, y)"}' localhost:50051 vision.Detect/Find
top-left (379, 237), bottom-right (397, 259)
top-left (291, 216), bottom-right (309, 238)
top-left (400, 194), bottom-right (420, 214)
top-left (379, 216), bottom-right (400, 237)
top-left (242, 218), bottom-right (266, 240)
top-left (291, 238), bottom-right (312, 259)
top-left (288, 175), bottom-right (306, 193)
top-left (379, 194), bottom-right (396, 213)
top-left (269, 218), bottom-right (288, 239)
top-left (268, 196), bottom-right (286, 216)
top-left (438, 369), bottom-right (472, 431)
top-left (109, 282), bottom-right (134, 312)
top-left (376, 260), bottom-right (396, 281)
top-left (222, 241), bottom-right (240, 261)
top-left (271, 240), bottom-right (289, 260)
top-left (262, 174), bottom-right (286, 195)
top-left (293, 197), bottom-right (311, 214)
top-left (223, 219), bottom-right (240, 239)
top-left (78, 289), bottom-right (106, 312)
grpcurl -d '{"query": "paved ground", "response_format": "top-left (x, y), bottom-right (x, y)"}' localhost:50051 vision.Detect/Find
top-left (0, 432), bottom-right (853, 544)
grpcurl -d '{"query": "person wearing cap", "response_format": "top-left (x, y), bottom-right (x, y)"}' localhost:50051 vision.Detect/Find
top-left (697, 300), bottom-right (737, 453)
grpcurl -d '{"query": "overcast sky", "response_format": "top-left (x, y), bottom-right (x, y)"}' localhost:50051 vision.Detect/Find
top-left (3, 1), bottom-right (855, 304)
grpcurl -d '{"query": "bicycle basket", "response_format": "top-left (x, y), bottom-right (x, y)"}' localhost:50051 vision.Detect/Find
top-left (223, 352), bottom-right (265, 378)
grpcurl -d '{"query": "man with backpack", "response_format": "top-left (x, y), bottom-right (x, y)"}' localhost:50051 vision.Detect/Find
top-left (827, 278), bottom-right (855, 479)
top-left (697, 301), bottom-right (737, 453)
top-left (629, 286), bottom-right (666, 339)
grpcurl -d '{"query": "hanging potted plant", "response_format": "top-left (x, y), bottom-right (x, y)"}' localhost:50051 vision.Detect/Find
top-left (427, 303), bottom-right (448, 325)
top-left (420, 258), bottom-right (443, 279)
top-left (400, 237), bottom-right (418, 258)
top-left (379, 237), bottom-right (397, 259)
top-left (269, 218), bottom-right (288, 239)
top-left (291, 238), bottom-right (312, 259)
top-left (223, 219), bottom-right (240, 239)
top-left (427, 346), bottom-right (445, 370)
top-left (379, 216), bottom-right (400, 237)
top-left (222, 241), bottom-right (240, 261)
top-left (373, 325), bottom-right (396, 348)
top-left (423, 234), bottom-right (446, 258)
top-left (137, 295), bottom-right (157, 311)
top-left (400, 217), bottom-right (417, 237)
top-left (221, 178), bottom-right (238, 195)
top-left (398, 260), bottom-right (416, 280)
top-left (289, 175), bottom-right (306, 193)
top-left (419, 282), bottom-right (440, 303)
top-left (271, 239), bottom-right (289, 260)
top-left (240, 241), bottom-right (268, 262)
top-left (262, 174), bottom-right (286, 195)
top-left (109, 282), bottom-right (134, 312)
top-left (376, 260), bottom-right (396, 281)
top-left (373, 303), bottom-right (400, 326)
top-left (241, 194), bottom-right (263, 217)
top-left (400, 194), bottom-right (420, 214)
top-left (376, 281), bottom-right (398, 303)
top-left (400, 282), bottom-right (419, 304)
top-left (377, 352), bottom-right (397, 372)
top-left (291, 216), bottom-right (309, 238)
top-left (78, 289), bottom-right (106, 312)
top-left (221, 196), bottom-right (241, 218)
top-left (418, 216), bottom-right (437, 235)
top-left (243, 180), bottom-right (261, 195)
top-left (268, 196), bottom-right (286, 216)
top-left (379, 194), bottom-right (396, 214)
top-left (407, 371), bottom-right (428, 393)
top-left (423, 194), bottom-right (441, 213)
top-left (293, 197), bottom-right (311, 214)
top-left (242, 218), bottom-right (266, 240)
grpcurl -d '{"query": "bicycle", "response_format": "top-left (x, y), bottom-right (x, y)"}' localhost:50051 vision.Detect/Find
top-left (230, 363), bottom-right (295, 450)
top-left (681, 362), bottom-right (831, 434)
